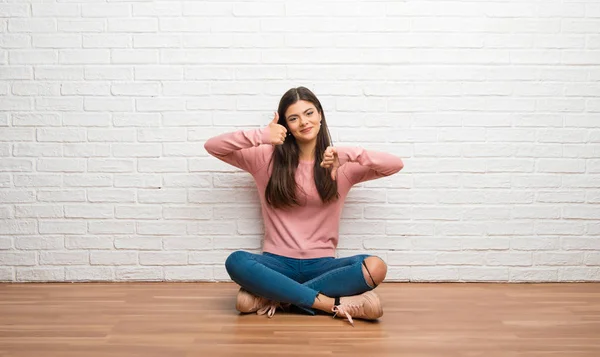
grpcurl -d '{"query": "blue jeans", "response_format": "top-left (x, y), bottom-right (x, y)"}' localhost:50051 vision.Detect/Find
top-left (225, 250), bottom-right (376, 315)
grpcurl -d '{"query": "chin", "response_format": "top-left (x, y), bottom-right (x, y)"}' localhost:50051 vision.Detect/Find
top-left (295, 133), bottom-right (318, 143)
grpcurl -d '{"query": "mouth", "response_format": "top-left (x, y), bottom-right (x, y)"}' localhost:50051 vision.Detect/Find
top-left (300, 127), bottom-right (313, 134)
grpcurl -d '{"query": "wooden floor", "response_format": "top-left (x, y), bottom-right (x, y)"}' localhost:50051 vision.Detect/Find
top-left (0, 283), bottom-right (599, 357)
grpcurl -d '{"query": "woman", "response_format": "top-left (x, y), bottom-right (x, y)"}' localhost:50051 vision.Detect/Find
top-left (204, 87), bottom-right (404, 326)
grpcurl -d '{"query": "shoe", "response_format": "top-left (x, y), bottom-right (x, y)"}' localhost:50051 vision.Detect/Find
top-left (332, 290), bottom-right (383, 326)
top-left (236, 288), bottom-right (285, 318)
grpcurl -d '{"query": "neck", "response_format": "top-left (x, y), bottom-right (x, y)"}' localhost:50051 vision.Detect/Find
top-left (297, 140), bottom-right (316, 161)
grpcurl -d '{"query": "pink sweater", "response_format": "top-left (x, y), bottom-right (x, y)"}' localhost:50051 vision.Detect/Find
top-left (204, 127), bottom-right (404, 259)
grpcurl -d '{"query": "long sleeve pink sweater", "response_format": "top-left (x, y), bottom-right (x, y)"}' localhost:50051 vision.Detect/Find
top-left (204, 127), bottom-right (404, 259)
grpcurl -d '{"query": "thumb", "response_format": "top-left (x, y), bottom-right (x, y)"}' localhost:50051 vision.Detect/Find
top-left (331, 167), bottom-right (337, 181)
top-left (271, 112), bottom-right (279, 124)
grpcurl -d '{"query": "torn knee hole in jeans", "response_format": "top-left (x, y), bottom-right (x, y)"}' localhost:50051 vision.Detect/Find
top-left (362, 260), bottom-right (377, 288)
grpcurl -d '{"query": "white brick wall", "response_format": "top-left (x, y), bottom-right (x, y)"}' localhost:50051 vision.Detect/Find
top-left (1, 0), bottom-right (599, 283)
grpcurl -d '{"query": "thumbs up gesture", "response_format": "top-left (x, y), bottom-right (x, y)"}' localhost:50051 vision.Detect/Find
top-left (268, 111), bottom-right (288, 145)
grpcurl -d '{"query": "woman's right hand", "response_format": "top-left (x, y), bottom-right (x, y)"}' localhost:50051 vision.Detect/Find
top-left (268, 112), bottom-right (287, 145)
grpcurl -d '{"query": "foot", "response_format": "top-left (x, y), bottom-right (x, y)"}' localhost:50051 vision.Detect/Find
top-left (332, 290), bottom-right (383, 326)
top-left (236, 288), bottom-right (286, 318)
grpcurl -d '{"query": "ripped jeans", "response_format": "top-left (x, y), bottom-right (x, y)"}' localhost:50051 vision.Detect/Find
top-left (225, 250), bottom-right (377, 314)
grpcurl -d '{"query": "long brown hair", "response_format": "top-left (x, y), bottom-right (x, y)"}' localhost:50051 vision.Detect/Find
top-left (265, 87), bottom-right (338, 208)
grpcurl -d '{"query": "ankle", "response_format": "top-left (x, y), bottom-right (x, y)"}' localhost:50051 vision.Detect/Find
top-left (311, 293), bottom-right (335, 312)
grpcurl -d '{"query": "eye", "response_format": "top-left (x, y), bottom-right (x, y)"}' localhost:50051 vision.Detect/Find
top-left (307, 111), bottom-right (313, 116)
top-left (288, 117), bottom-right (296, 122)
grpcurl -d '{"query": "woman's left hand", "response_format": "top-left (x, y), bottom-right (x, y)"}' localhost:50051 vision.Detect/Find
top-left (320, 146), bottom-right (340, 180)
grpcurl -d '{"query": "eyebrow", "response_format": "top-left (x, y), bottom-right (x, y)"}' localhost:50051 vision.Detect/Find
top-left (287, 108), bottom-right (314, 119)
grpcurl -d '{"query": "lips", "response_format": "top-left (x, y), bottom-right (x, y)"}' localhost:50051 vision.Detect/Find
top-left (300, 127), bottom-right (312, 134)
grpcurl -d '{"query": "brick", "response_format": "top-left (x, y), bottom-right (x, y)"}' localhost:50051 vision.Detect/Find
top-left (162, 174), bottom-right (211, 188)
top-left (138, 189), bottom-right (187, 203)
top-left (114, 175), bottom-right (161, 188)
top-left (411, 267), bottom-right (460, 282)
top-left (65, 205), bottom-right (113, 219)
top-left (0, 190), bottom-right (35, 203)
top-left (114, 237), bottom-right (162, 250)
top-left (115, 205), bottom-right (162, 220)
top-left (39, 220), bottom-right (86, 234)
top-left (163, 207), bottom-right (211, 220)
top-left (188, 251), bottom-right (230, 264)
top-left (213, 237), bottom-right (261, 249)
top-left (459, 267), bottom-right (509, 282)
top-left (87, 189), bottom-right (135, 203)
top-left (164, 237), bottom-right (212, 250)
top-left (112, 144), bottom-right (161, 158)
top-left (91, 251), bottom-right (137, 265)
top-left (138, 158), bottom-right (187, 172)
top-left (189, 222), bottom-right (237, 236)
top-left (38, 189), bottom-right (86, 202)
top-left (66, 236), bottom-right (114, 250)
top-left (139, 252), bottom-right (187, 265)
top-left (82, 3), bottom-right (130, 17)
top-left (37, 158), bottom-right (85, 172)
top-left (0, 66), bottom-right (32, 80)
top-left (59, 19), bottom-right (104, 33)
top-left (108, 18), bottom-right (157, 33)
top-left (165, 266), bottom-right (213, 281)
top-left (64, 144), bottom-right (111, 158)
top-left (113, 113), bottom-right (161, 127)
top-left (39, 251), bottom-right (88, 265)
top-left (15, 204), bottom-right (63, 218)
top-left (487, 252), bottom-right (532, 266)
top-left (510, 268), bottom-right (559, 282)
top-left (116, 267), bottom-right (163, 281)
top-left (12, 113), bottom-right (60, 126)
top-left (387, 252), bottom-right (433, 266)
top-left (64, 174), bottom-right (112, 187)
top-left (60, 50), bottom-right (110, 64)
top-left (9, 19), bottom-right (56, 33)
top-left (88, 221), bottom-right (135, 234)
top-left (0, 268), bottom-right (13, 281)
top-left (534, 252), bottom-right (583, 266)
top-left (85, 66), bottom-right (133, 80)
top-left (85, 98), bottom-right (133, 112)
top-left (0, 252), bottom-right (36, 266)
top-left (137, 221), bottom-right (187, 236)
top-left (88, 129), bottom-right (135, 143)
top-left (37, 128), bottom-right (86, 142)
top-left (66, 267), bottom-right (114, 281)
top-left (17, 268), bottom-right (64, 282)
top-left (559, 267), bottom-right (600, 282)
top-left (0, 158), bottom-right (33, 172)
top-left (32, 4), bottom-right (79, 17)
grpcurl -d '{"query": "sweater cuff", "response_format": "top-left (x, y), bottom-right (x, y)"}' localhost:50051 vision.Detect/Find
top-left (335, 147), bottom-right (358, 166)
top-left (259, 126), bottom-right (271, 145)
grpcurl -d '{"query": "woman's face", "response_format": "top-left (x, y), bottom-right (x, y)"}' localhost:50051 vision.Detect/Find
top-left (284, 100), bottom-right (321, 143)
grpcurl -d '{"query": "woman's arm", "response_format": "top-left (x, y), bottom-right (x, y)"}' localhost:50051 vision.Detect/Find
top-left (204, 113), bottom-right (288, 174)
top-left (335, 147), bottom-right (404, 185)
top-left (204, 127), bottom-right (273, 174)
